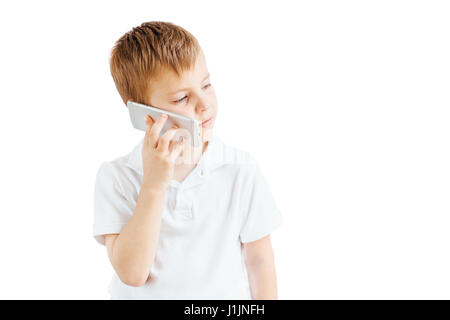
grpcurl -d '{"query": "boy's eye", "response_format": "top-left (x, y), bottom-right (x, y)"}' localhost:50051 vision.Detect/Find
top-left (174, 96), bottom-right (187, 103)
top-left (173, 84), bottom-right (212, 104)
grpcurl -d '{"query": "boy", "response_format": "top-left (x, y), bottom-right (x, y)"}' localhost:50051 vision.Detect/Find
top-left (93, 21), bottom-right (282, 299)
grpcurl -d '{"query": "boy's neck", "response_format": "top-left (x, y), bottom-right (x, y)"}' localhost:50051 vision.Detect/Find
top-left (172, 141), bottom-right (209, 183)
top-left (174, 140), bottom-right (209, 169)
top-left (202, 140), bottom-right (209, 154)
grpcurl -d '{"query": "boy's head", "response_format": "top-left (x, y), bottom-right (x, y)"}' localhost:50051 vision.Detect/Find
top-left (110, 21), bottom-right (217, 144)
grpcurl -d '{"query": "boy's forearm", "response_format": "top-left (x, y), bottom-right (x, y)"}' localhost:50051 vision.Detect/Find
top-left (110, 185), bottom-right (166, 286)
top-left (247, 262), bottom-right (278, 299)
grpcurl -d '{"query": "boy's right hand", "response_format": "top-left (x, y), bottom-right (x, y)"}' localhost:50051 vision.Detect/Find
top-left (141, 114), bottom-right (186, 192)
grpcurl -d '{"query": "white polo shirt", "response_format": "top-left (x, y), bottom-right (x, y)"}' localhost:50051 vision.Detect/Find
top-left (92, 134), bottom-right (282, 299)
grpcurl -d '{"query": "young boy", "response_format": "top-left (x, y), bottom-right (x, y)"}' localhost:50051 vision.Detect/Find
top-left (93, 21), bottom-right (282, 300)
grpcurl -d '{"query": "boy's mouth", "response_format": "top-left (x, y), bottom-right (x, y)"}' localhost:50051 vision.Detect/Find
top-left (201, 117), bottom-right (214, 128)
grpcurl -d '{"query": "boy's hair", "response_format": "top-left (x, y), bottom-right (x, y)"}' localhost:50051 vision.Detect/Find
top-left (110, 21), bottom-right (202, 105)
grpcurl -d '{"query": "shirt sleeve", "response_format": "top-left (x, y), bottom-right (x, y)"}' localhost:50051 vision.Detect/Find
top-left (239, 161), bottom-right (282, 243)
top-left (92, 161), bottom-right (134, 246)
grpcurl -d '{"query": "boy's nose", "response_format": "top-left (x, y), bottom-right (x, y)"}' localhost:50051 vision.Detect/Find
top-left (195, 99), bottom-right (209, 112)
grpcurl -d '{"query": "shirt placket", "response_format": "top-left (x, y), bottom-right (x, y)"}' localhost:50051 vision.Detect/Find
top-left (167, 160), bottom-right (207, 219)
top-left (170, 187), bottom-right (194, 219)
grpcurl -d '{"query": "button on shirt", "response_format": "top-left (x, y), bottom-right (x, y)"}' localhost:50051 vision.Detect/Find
top-left (92, 134), bottom-right (282, 299)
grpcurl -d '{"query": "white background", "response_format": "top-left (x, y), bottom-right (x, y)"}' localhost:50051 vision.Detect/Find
top-left (0, 0), bottom-right (449, 299)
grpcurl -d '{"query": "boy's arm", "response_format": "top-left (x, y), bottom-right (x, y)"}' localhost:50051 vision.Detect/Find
top-left (103, 186), bottom-right (166, 287)
top-left (99, 114), bottom-right (185, 287)
top-left (242, 235), bottom-right (278, 299)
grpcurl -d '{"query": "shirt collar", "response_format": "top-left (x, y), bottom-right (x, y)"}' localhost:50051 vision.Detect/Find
top-left (125, 134), bottom-right (225, 189)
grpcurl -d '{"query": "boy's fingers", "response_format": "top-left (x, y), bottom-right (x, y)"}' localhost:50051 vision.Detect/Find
top-left (144, 115), bottom-right (154, 138)
top-left (145, 115), bottom-right (154, 132)
top-left (148, 114), bottom-right (168, 148)
top-left (170, 136), bottom-right (186, 160)
top-left (157, 125), bottom-right (180, 152)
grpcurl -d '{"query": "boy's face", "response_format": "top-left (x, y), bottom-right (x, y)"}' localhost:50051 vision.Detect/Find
top-left (146, 51), bottom-right (218, 144)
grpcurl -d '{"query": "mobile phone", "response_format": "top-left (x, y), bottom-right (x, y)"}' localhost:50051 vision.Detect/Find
top-left (127, 100), bottom-right (201, 147)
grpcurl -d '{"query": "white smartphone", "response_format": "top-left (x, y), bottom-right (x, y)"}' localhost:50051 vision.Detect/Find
top-left (127, 100), bottom-right (201, 147)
